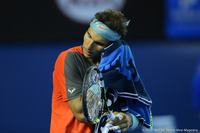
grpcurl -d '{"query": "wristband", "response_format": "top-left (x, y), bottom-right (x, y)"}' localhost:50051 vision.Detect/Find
top-left (127, 113), bottom-right (139, 131)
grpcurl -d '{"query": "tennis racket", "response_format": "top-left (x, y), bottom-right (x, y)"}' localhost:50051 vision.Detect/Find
top-left (82, 66), bottom-right (116, 131)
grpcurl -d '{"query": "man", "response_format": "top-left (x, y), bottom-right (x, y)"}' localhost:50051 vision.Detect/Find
top-left (50, 9), bottom-right (152, 133)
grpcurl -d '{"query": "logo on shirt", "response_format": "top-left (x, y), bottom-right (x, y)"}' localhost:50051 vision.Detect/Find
top-left (68, 88), bottom-right (76, 94)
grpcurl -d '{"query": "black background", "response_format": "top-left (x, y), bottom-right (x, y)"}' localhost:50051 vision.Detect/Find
top-left (0, 0), bottom-right (163, 42)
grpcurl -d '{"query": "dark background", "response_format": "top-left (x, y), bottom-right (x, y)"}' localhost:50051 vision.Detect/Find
top-left (0, 0), bottom-right (200, 133)
top-left (0, 0), bottom-right (163, 42)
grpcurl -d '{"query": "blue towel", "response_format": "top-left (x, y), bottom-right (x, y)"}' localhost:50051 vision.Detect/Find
top-left (98, 40), bottom-right (153, 128)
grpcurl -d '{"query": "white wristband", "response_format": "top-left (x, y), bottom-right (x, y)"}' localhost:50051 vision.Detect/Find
top-left (127, 113), bottom-right (139, 131)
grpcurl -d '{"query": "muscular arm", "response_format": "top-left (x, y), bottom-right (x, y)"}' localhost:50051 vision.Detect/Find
top-left (63, 52), bottom-right (92, 123)
top-left (67, 96), bottom-right (87, 123)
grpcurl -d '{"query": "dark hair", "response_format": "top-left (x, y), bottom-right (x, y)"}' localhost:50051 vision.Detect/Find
top-left (94, 8), bottom-right (128, 39)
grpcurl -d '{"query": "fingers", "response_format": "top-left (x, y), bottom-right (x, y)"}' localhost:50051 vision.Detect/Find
top-left (109, 123), bottom-right (129, 132)
top-left (108, 112), bottom-right (127, 126)
top-left (107, 112), bottom-right (132, 132)
top-left (116, 114), bottom-right (124, 121)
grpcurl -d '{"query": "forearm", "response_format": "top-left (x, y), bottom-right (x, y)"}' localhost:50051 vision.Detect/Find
top-left (67, 96), bottom-right (87, 123)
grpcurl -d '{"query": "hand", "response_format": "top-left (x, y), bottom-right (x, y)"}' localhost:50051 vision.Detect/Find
top-left (106, 111), bottom-right (133, 132)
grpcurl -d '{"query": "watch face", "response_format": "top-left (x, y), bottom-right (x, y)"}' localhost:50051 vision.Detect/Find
top-left (55, 0), bottom-right (127, 24)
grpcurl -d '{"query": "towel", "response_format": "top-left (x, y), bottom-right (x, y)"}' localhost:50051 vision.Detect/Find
top-left (98, 40), bottom-right (153, 128)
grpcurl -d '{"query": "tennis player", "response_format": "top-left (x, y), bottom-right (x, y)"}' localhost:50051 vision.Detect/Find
top-left (50, 8), bottom-right (152, 133)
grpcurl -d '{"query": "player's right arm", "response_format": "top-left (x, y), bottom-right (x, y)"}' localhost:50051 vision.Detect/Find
top-left (67, 96), bottom-right (87, 123)
top-left (63, 51), bottom-right (92, 123)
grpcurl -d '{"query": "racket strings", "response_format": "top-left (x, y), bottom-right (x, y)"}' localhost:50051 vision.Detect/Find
top-left (86, 73), bottom-right (104, 122)
top-left (83, 66), bottom-right (108, 124)
top-left (87, 91), bottom-right (101, 120)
